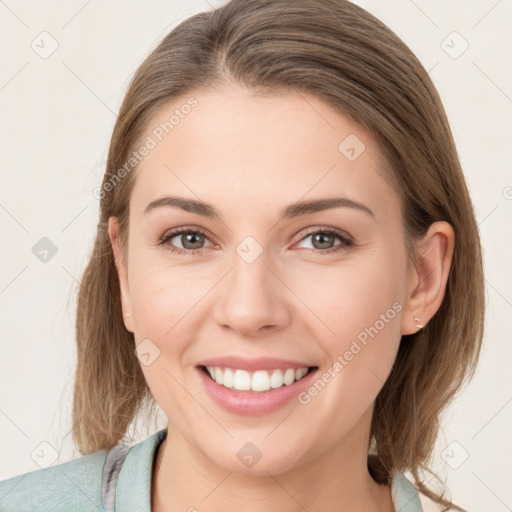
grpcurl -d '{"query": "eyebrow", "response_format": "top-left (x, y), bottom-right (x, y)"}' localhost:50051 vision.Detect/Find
top-left (144, 195), bottom-right (375, 220)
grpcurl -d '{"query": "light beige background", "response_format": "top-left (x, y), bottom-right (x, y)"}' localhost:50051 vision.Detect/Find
top-left (0, 1), bottom-right (510, 510)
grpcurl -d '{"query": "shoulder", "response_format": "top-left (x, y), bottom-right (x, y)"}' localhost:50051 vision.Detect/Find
top-left (0, 428), bottom-right (168, 512)
top-left (0, 447), bottom-right (108, 512)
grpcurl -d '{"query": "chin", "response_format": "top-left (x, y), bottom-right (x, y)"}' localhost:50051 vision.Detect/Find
top-left (206, 442), bottom-right (306, 477)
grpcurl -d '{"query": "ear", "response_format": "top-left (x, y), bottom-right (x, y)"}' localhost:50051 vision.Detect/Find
top-left (401, 221), bottom-right (455, 335)
top-left (108, 217), bottom-right (134, 333)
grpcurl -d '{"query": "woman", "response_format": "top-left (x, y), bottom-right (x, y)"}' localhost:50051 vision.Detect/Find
top-left (0, 0), bottom-right (484, 511)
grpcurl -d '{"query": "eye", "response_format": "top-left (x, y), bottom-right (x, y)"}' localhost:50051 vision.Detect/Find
top-left (293, 228), bottom-right (354, 254)
top-left (158, 227), bottom-right (215, 255)
top-left (158, 226), bottom-right (354, 255)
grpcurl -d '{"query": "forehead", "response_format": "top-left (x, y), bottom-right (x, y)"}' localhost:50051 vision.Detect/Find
top-left (129, 83), bottom-right (399, 221)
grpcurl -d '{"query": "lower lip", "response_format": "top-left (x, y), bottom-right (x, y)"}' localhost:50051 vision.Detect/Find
top-left (196, 366), bottom-right (318, 416)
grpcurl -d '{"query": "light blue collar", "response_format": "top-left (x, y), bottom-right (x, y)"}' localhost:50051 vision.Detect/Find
top-left (109, 429), bottom-right (423, 511)
top-left (391, 468), bottom-right (424, 511)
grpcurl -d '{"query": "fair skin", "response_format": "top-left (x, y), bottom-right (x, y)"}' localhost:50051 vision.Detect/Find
top-left (108, 81), bottom-right (454, 512)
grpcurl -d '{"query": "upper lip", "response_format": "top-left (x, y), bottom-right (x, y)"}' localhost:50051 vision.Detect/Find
top-left (197, 355), bottom-right (316, 371)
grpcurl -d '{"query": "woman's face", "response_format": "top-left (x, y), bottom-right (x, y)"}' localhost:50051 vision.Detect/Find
top-left (110, 81), bottom-right (416, 474)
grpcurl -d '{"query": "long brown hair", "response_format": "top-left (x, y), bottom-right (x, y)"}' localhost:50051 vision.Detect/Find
top-left (73, 1), bottom-right (484, 510)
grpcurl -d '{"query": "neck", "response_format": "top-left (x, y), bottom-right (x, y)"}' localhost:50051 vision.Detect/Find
top-left (152, 421), bottom-right (394, 512)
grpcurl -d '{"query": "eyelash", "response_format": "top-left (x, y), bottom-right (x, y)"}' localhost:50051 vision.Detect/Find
top-left (157, 226), bottom-right (354, 256)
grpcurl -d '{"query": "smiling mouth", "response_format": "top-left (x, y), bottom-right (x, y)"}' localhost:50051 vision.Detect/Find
top-left (199, 365), bottom-right (318, 393)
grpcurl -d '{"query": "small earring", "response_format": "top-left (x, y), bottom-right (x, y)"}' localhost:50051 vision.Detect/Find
top-left (414, 316), bottom-right (424, 329)
top-left (124, 312), bottom-right (131, 317)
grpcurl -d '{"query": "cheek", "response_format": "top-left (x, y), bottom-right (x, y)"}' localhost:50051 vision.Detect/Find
top-left (127, 255), bottom-right (207, 340)
top-left (298, 279), bottom-right (403, 435)
top-left (318, 278), bottom-right (402, 395)
top-left (291, 247), bottom-right (405, 408)
top-left (290, 245), bottom-right (405, 344)
top-left (127, 259), bottom-right (197, 409)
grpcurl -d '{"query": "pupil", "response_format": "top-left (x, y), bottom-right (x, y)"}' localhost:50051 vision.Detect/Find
top-left (184, 233), bottom-right (203, 249)
top-left (314, 233), bottom-right (333, 249)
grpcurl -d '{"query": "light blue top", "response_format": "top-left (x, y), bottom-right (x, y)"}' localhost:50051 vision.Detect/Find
top-left (0, 428), bottom-right (424, 511)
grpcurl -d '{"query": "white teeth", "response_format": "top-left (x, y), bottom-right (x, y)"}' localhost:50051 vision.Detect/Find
top-left (233, 370), bottom-right (252, 390)
top-left (214, 367), bottom-right (223, 385)
top-left (204, 366), bottom-right (311, 392)
top-left (270, 369), bottom-right (284, 389)
top-left (252, 370), bottom-right (271, 392)
top-left (295, 368), bottom-right (308, 380)
top-left (283, 368), bottom-right (295, 385)
top-left (223, 368), bottom-right (234, 388)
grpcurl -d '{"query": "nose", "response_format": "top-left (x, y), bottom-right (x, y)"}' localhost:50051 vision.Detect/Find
top-left (212, 249), bottom-right (292, 338)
